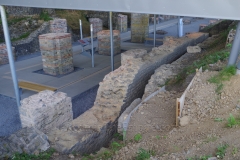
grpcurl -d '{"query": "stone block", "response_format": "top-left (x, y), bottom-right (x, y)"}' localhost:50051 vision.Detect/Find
top-left (131, 13), bottom-right (149, 43)
top-left (226, 29), bottom-right (236, 46)
top-left (50, 19), bottom-right (67, 33)
top-left (39, 33), bottom-right (74, 75)
top-left (89, 18), bottom-right (103, 37)
top-left (116, 14), bottom-right (128, 32)
top-left (20, 90), bottom-right (73, 133)
top-left (183, 19), bottom-right (191, 25)
top-left (187, 46), bottom-right (202, 53)
top-left (97, 30), bottom-right (121, 55)
top-left (0, 127), bottom-right (49, 159)
top-left (0, 44), bottom-right (16, 65)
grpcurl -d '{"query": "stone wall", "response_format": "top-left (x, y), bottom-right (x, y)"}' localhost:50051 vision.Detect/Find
top-left (131, 13), bottom-right (149, 43)
top-left (20, 90), bottom-right (73, 133)
top-left (5, 6), bottom-right (43, 16)
top-left (0, 127), bottom-right (49, 159)
top-left (47, 32), bottom-right (209, 154)
top-left (12, 22), bottom-right (50, 56)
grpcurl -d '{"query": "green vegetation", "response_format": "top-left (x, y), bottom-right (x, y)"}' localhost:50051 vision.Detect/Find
top-left (156, 135), bottom-right (160, 139)
top-left (208, 65), bottom-right (236, 94)
top-left (134, 133), bottom-right (142, 142)
top-left (216, 144), bottom-right (228, 159)
top-left (113, 133), bottom-right (123, 141)
top-left (40, 12), bottom-right (52, 21)
top-left (232, 147), bottom-right (238, 155)
top-left (203, 136), bottom-right (218, 143)
top-left (167, 21), bottom-right (236, 86)
top-left (214, 118), bottom-right (224, 122)
top-left (12, 148), bottom-right (55, 160)
top-left (135, 148), bottom-right (155, 160)
top-left (55, 10), bottom-right (90, 35)
top-left (227, 114), bottom-right (239, 128)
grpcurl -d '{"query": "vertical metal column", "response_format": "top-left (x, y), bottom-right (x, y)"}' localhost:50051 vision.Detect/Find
top-left (178, 17), bottom-right (183, 37)
top-left (228, 21), bottom-right (240, 66)
top-left (153, 14), bottom-right (156, 47)
top-left (79, 19), bottom-right (83, 39)
top-left (0, 6), bottom-right (20, 107)
top-left (109, 11), bottom-right (114, 71)
top-left (90, 24), bottom-right (94, 68)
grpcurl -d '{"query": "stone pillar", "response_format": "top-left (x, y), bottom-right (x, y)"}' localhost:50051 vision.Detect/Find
top-left (20, 90), bottom-right (73, 132)
top-left (116, 14), bottom-right (128, 32)
top-left (131, 13), bottom-right (149, 43)
top-left (97, 30), bottom-right (121, 56)
top-left (50, 19), bottom-right (67, 33)
top-left (0, 44), bottom-right (16, 65)
top-left (39, 33), bottom-right (74, 76)
top-left (89, 18), bottom-right (103, 37)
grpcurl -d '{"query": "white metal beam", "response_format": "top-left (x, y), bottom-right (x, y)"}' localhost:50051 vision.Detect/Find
top-left (0, 0), bottom-right (240, 20)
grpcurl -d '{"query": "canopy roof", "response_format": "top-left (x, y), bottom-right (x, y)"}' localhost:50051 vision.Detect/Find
top-left (1, 0), bottom-right (240, 20)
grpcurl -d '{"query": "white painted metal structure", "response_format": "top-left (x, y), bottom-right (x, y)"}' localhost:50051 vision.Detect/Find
top-left (1, 0), bottom-right (240, 20)
top-left (1, 0), bottom-right (240, 107)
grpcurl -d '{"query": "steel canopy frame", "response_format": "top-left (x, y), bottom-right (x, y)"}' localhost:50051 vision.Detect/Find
top-left (1, 0), bottom-right (240, 20)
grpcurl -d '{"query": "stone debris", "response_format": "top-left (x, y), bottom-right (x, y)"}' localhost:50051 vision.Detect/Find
top-left (187, 46), bottom-right (201, 53)
top-left (0, 44), bottom-right (16, 65)
top-left (131, 13), bottom-right (149, 43)
top-left (0, 127), bottom-right (49, 159)
top-left (20, 90), bottom-right (73, 133)
top-left (39, 33), bottom-right (74, 75)
top-left (225, 29), bottom-right (236, 47)
top-left (89, 18), bottom-right (103, 37)
top-left (179, 116), bottom-right (190, 126)
top-left (97, 30), bottom-right (121, 55)
top-left (116, 14), bottom-right (128, 32)
top-left (50, 19), bottom-right (67, 33)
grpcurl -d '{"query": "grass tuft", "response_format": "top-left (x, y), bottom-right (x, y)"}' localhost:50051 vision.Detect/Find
top-left (135, 148), bottom-right (155, 160)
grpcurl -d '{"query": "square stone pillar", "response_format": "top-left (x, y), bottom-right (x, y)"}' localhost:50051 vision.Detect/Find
top-left (131, 13), bottom-right (149, 43)
top-left (39, 33), bottom-right (74, 75)
top-left (116, 14), bottom-right (128, 32)
top-left (0, 44), bottom-right (16, 65)
top-left (89, 18), bottom-right (103, 37)
top-left (50, 19), bottom-right (67, 33)
top-left (97, 30), bottom-right (121, 55)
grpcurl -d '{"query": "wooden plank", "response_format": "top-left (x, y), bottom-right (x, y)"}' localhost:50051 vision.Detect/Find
top-left (145, 38), bottom-right (163, 42)
top-left (19, 81), bottom-right (57, 92)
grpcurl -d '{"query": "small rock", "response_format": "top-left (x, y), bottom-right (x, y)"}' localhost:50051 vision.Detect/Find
top-left (155, 125), bottom-right (160, 130)
top-left (53, 152), bottom-right (59, 156)
top-left (147, 120), bottom-right (152, 124)
top-left (68, 154), bottom-right (75, 159)
top-left (180, 116), bottom-right (190, 126)
top-left (141, 112), bottom-right (144, 115)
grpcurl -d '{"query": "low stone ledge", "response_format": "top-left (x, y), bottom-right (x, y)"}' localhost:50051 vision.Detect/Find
top-left (0, 127), bottom-right (49, 159)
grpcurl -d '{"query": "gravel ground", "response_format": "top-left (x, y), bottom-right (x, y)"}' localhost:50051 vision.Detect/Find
top-left (0, 94), bottom-right (21, 137)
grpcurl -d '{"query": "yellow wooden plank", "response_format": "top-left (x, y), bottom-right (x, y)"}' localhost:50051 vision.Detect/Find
top-left (19, 81), bottom-right (57, 92)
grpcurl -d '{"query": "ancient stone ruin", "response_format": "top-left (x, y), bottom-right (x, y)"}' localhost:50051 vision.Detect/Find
top-left (89, 18), bottom-right (103, 37)
top-left (39, 33), bottom-right (74, 75)
top-left (116, 14), bottom-right (128, 32)
top-left (97, 30), bottom-right (121, 55)
top-left (0, 44), bottom-right (16, 65)
top-left (131, 13), bottom-right (149, 43)
top-left (50, 19), bottom-right (68, 33)
top-left (19, 90), bottom-right (73, 132)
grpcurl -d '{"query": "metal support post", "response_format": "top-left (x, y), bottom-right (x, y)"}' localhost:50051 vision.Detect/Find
top-left (79, 19), bottom-right (83, 39)
top-left (90, 24), bottom-right (94, 68)
top-left (0, 6), bottom-right (20, 107)
top-left (228, 21), bottom-right (240, 66)
top-left (178, 17), bottom-right (183, 37)
top-left (109, 11), bottom-right (114, 71)
top-left (153, 14), bottom-right (156, 47)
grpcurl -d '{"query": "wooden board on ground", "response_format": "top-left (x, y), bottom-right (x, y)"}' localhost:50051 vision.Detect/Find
top-left (19, 81), bottom-right (57, 93)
